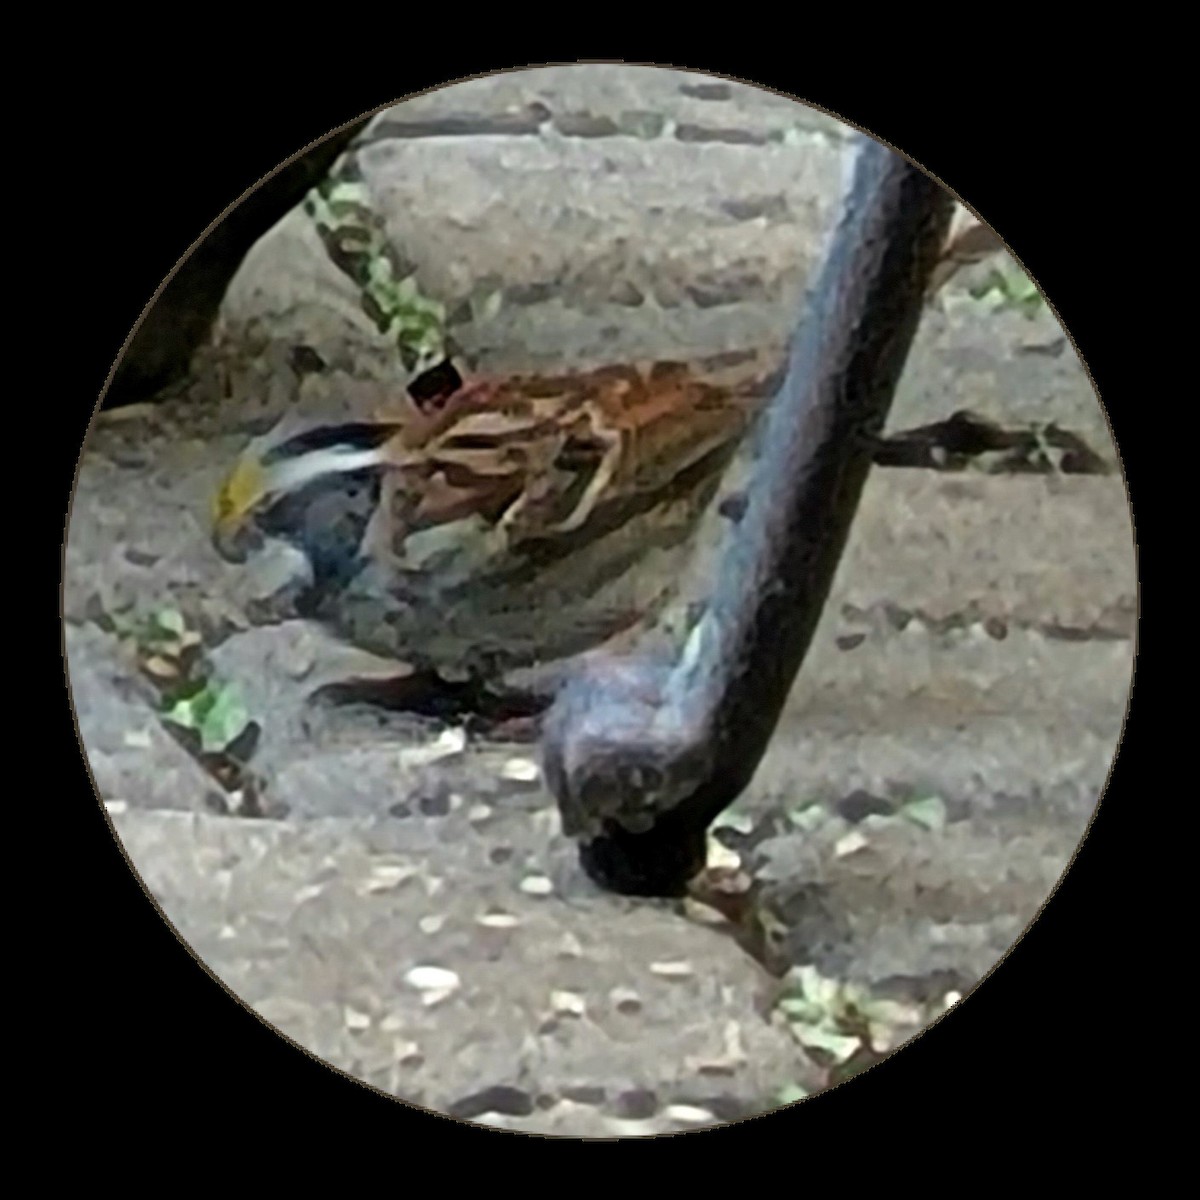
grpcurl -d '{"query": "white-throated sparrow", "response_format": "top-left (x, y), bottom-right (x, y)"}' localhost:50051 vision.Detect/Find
top-left (211, 358), bottom-right (773, 685)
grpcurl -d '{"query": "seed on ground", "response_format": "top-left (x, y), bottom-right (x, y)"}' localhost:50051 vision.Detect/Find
top-left (649, 960), bottom-right (694, 978)
top-left (519, 874), bottom-right (554, 896)
top-left (398, 727), bottom-right (466, 768)
top-left (393, 1039), bottom-right (423, 1066)
top-left (477, 911), bottom-right (521, 928)
top-left (551, 990), bottom-right (586, 1016)
top-left (835, 830), bottom-right (869, 857)
top-left (360, 863), bottom-right (419, 894)
top-left (610, 987), bottom-right (642, 1014)
top-left (663, 1104), bottom-right (717, 1125)
top-left (501, 757), bottom-right (541, 782)
top-left (343, 1005), bottom-right (371, 1031)
top-left (706, 837), bottom-right (741, 871)
top-left (404, 965), bottom-right (460, 992)
top-left (557, 932), bottom-right (584, 958)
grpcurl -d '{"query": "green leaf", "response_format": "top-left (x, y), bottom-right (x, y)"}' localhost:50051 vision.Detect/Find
top-left (1002, 266), bottom-right (1040, 303)
top-left (778, 996), bottom-right (822, 1023)
top-left (153, 607), bottom-right (187, 636)
top-left (900, 794), bottom-right (947, 833)
top-left (165, 681), bottom-right (249, 753)
top-left (198, 684), bottom-right (250, 753)
top-left (712, 807), bottom-right (754, 834)
top-left (786, 803), bottom-right (825, 832)
top-left (166, 694), bottom-right (201, 730)
top-left (788, 1021), bottom-right (862, 1063)
top-left (969, 262), bottom-right (1045, 315)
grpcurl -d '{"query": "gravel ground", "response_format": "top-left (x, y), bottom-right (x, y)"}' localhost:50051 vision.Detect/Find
top-left (64, 66), bottom-right (1136, 1137)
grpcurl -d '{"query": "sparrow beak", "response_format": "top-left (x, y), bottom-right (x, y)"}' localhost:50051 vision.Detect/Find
top-left (211, 454), bottom-right (267, 563)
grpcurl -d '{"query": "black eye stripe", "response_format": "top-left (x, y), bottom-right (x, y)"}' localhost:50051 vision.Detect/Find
top-left (263, 422), bottom-right (397, 465)
top-left (258, 469), bottom-right (381, 591)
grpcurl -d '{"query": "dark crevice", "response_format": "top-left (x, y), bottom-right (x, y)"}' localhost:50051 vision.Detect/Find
top-left (360, 104), bottom-right (552, 143)
top-left (679, 82), bottom-right (733, 101)
top-left (675, 123), bottom-right (768, 146)
top-left (873, 410), bottom-right (1110, 474)
top-left (447, 1085), bottom-right (536, 1120)
top-left (552, 113), bottom-right (621, 137)
top-left (839, 599), bottom-right (1136, 644)
top-left (311, 672), bottom-right (552, 741)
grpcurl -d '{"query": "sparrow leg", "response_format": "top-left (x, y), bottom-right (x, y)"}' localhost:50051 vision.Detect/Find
top-left (542, 137), bottom-right (956, 896)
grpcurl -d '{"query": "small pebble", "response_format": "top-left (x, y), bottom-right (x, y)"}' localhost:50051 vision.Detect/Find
top-left (467, 803), bottom-right (493, 823)
top-left (519, 874), bottom-right (554, 896)
top-left (343, 1006), bottom-right (371, 1031)
top-left (418, 914), bottom-right (446, 934)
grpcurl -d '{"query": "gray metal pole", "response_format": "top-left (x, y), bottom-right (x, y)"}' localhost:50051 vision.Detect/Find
top-left (542, 136), bottom-right (956, 895)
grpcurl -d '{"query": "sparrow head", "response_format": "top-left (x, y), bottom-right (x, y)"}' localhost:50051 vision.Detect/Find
top-left (211, 421), bottom-right (399, 572)
top-left (212, 359), bottom-right (469, 563)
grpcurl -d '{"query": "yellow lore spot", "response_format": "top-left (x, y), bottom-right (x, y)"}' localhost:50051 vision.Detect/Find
top-left (211, 455), bottom-right (266, 534)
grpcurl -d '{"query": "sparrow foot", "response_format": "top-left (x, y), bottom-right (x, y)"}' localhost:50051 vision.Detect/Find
top-left (579, 813), bottom-right (709, 898)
